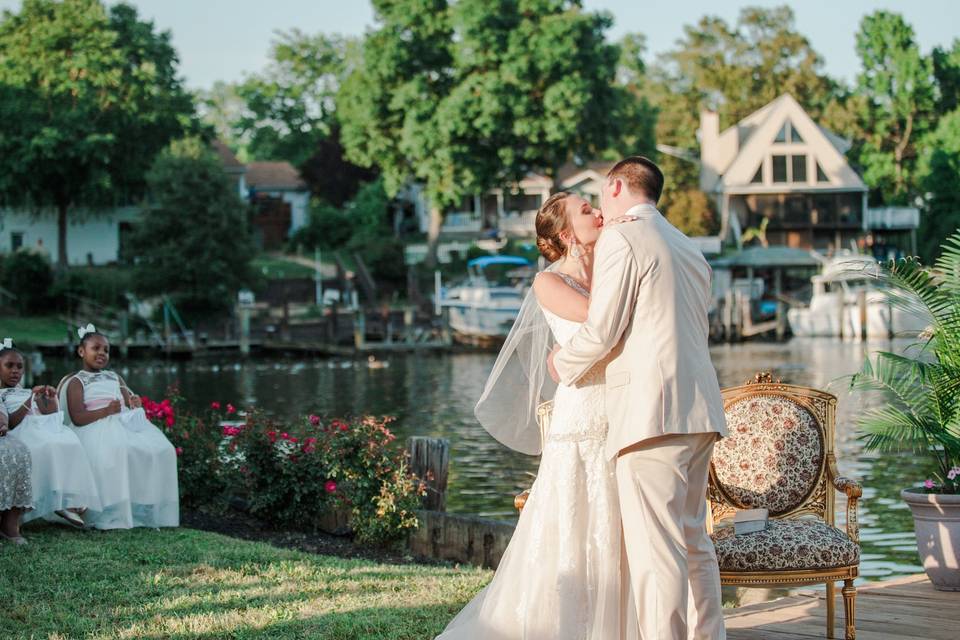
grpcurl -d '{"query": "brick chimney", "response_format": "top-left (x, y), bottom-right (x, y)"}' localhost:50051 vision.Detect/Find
top-left (699, 110), bottom-right (721, 192)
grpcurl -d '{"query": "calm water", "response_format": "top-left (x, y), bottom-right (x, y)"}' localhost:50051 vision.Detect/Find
top-left (42, 338), bottom-right (926, 583)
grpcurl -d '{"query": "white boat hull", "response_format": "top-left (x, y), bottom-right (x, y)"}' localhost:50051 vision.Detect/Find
top-left (788, 291), bottom-right (930, 338)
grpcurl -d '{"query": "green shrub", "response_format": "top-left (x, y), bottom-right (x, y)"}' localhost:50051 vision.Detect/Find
top-left (0, 249), bottom-right (53, 314)
top-left (141, 393), bottom-right (425, 546)
top-left (229, 411), bottom-right (424, 546)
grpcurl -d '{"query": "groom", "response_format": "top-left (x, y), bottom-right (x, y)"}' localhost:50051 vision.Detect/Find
top-left (548, 156), bottom-right (728, 639)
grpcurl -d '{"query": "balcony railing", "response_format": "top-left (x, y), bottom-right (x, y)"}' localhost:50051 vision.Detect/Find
top-left (498, 211), bottom-right (537, 236)
top-left (864, 207), bottom-right (920, 230)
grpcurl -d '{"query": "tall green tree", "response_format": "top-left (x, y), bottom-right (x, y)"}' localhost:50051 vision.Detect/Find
top-left (130, 138), bottom-right (255, 316)
top-left (0, 0), bottom-right (196, 266)
top-left (338, 0), bottom-right (455, 265)
top-left (340, 0), bottom-right (626, 265)
top-left (234, 30), bottom-right (360, 166)
top-left (932, 39), bottom-right (960, 116)
top-left (917, 109), bottom-right (960, 261)
top-left (854, 10), bottom-right (936, 204)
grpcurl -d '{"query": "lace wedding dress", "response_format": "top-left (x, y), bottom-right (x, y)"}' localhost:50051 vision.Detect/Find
top-left (437, 274), bottom-right (625, 640)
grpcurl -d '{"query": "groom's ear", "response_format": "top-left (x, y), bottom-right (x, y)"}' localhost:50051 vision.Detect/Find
top-left (611, 178), bottom-right (623, 198)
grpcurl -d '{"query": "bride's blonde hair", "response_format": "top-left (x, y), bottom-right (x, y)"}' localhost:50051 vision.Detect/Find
top-left (535, 192), bottom-right (572, 262)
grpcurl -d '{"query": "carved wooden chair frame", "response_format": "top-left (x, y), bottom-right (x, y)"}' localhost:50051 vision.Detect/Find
top-left (709, 372), bottom-right (863, 640)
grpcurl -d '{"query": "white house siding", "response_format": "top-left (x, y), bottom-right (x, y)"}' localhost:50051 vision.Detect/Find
top-left (0, 206), bottom-right (139, 266)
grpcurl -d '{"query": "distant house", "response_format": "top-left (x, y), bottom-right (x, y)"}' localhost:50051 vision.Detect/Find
top-left (412, 161), bottom-right (614, 242)
top-left (0, 206), bottom-right (140, 266)
top-left (699, 94), bottom-right (919, 254)
top-left (0, 141), bottom-right (311, 265)
top-left (214, 143), bottom-right (311, 250)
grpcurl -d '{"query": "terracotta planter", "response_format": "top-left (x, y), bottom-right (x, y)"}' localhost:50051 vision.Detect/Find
top-left (902, 489), bottom-right (960, 591)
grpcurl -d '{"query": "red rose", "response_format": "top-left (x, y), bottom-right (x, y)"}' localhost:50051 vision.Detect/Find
top-left (211, 401), bottom-right (221, 410)
top-left (309, 414), bottom-right (321, 426)
top-left (226, 404), bottom-right (236, 415)
top-left (324, 480), bottom-right (337, 493)
top-left (175, 447), bottom-right (183, 456)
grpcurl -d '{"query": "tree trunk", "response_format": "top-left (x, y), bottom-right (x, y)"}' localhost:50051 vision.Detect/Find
top-left (57, 200), bottom-right (69, 268)
top-left (425, 205), bottom-right (443, 268)
top-left (894, 113), bottom-right (914, 198)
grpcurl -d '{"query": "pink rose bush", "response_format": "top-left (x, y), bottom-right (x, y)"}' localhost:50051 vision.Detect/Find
top-left (144, 391), bottom-right (425, 546)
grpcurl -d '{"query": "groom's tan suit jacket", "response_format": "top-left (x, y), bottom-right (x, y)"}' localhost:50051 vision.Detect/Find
top-left (553, 203), bottom-right (728, 460)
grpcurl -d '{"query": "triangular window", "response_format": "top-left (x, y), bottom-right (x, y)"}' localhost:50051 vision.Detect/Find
top-left (775, 124), bottom-right (787, 143)
top-left (816, 161), bottom-right (829, 183)
top-left (790, 124), bottom-right (804, 143)
top-left (750, 165), bottom-right (763, 184)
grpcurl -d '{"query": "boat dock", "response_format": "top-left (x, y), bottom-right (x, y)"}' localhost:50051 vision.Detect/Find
top-left (725, 574), bottom-right (954, 639)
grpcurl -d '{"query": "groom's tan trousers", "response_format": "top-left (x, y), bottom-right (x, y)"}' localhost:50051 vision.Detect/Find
top-left (617, 433), bottom-right (725, 640)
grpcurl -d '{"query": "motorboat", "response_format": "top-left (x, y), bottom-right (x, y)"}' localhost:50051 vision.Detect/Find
top-left (441, 255), bottom-right (532, 345)
top-left (787, 252), bottom-right (930, 338)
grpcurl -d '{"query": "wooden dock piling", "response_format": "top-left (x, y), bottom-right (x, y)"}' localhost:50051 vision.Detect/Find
top-left (408, 436), bottom-right (450, 512)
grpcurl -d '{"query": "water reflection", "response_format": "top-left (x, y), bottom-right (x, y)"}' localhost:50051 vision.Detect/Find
top-left (42, 338), bottom-right (925, 583)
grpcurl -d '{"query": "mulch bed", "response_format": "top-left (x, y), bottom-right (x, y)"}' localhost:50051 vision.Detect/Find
top-left (180, 508), bottom-right (440, 567)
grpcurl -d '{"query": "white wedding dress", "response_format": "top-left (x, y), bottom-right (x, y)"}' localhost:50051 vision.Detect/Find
top-left (437, 275), bottom-right (625, 640)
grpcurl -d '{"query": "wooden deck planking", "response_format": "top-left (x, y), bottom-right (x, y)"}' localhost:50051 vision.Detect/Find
top-left (725, 574), bottom-right (957, 640)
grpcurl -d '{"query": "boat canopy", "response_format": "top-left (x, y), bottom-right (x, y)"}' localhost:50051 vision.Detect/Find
top-left (467, 256), bottom-right (531, 269)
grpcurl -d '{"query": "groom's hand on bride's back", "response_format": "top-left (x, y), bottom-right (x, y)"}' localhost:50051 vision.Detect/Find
top-left (547, 345), bottom-right (561, 383)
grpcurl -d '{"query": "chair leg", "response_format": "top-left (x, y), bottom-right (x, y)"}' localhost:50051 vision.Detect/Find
top-left (825, 581), bottom-right (835, 639)
top-left (842, 579), bottom-right (857, 640)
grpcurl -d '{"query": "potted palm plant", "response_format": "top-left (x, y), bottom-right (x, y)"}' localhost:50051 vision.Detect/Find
top-left (851, 231), bottom-right (960, 591)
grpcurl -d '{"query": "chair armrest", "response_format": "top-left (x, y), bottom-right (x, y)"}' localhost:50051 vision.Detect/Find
top-left (827, 455), bottom-right (862, 544)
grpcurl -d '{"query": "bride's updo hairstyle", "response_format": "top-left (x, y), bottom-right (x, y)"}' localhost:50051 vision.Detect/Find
top-left (535, 191), bottom-right (572, 262)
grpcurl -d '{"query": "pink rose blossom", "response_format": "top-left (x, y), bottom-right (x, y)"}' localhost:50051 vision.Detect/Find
top-left (324, 480), bottom-right (337, 494)
top-left (309, 414), bottom-right (321, 426)
top-left (211, 401), bottom-right (221, 410)
top-left (924, 479), bottom-right (935, 489)
top-left (175, 447), bottom-right (183, 456)
top-left (226, 404), bottom-right (236, 415)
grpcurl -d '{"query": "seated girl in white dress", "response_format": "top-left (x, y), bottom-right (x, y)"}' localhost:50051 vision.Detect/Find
top-left (0, 340), bottom-right (101, 527)
top-left (59, 325), bottom-right (179, 530)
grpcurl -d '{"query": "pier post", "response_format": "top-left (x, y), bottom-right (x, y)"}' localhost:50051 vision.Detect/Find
top-left (837, 289), bottom-right (846, 340)
top-left (403, 307), bottom-right (414, 342)
top-left (723, 290), bottom-right (734, 342)
top-left (440, 307), bottom-right (452, 346)
top-left (858, 290), bottom-right (868, 341)
top-left (774, 268), bottom-right (786, 342)
top-left (239, 307), bottom-right (251, 356)
top-left (408, 436), bottom-right (450, 512)
top-left (353, 311), bottom-right (366, 350)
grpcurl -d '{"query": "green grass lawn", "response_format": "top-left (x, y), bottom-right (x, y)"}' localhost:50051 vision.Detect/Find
top-left (0, 315), bottom-right (72, 345)
top-left (0, 524), bottom-right (491, 640)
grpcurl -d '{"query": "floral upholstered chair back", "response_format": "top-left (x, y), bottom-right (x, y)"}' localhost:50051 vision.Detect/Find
top-left (709, 376), bottom-right (838, 526)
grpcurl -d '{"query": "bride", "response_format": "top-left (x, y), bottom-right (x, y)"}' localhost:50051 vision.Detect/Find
top-left (437, 192), bottom-right (629, 639)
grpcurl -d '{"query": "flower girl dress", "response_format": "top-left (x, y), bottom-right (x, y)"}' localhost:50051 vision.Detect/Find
top-left (2, 386), bottom-right (101, 523)
top-left (60, 370), bottom-right (179, 529)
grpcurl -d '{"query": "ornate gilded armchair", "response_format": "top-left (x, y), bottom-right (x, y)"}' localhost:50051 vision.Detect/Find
top-left (709, 373), bottom-right (862, 640)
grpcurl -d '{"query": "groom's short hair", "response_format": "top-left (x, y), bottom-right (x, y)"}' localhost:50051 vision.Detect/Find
top-left (607, 156), bottom-right (664, 204)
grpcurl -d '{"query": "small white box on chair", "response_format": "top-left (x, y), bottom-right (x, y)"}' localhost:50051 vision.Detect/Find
top-left (734, 508), bottom-right (769, 535)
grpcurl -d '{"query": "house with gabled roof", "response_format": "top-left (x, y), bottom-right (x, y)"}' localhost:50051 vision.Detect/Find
top-left (700, 94), bottom-right (919, 254)
top-left (0, 141), bottom-right (311, 264)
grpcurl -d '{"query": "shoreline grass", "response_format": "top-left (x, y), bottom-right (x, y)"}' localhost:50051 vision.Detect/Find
top-left (0, 523), bottom-right (490, 639)
top-left (0, 315), bottom-right (72, 345)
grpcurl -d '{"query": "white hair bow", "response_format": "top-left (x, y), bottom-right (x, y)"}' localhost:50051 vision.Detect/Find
top-left (77, 323), bottom-right (97, 339)
top-left (1, 338), bottom-right (12, 349)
